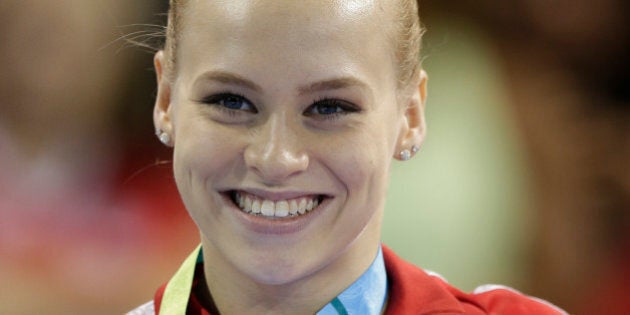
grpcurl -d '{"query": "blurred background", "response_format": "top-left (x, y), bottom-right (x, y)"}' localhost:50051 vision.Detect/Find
top-left (0, 1), bottom-right (627, 314)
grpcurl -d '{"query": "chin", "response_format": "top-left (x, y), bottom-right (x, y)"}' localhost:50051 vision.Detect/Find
top-left (238, 253), bottom-right (316, 286)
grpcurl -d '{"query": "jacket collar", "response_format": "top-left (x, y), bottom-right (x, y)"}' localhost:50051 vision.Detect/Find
top-left (382, 246), bottom-right (464, 315)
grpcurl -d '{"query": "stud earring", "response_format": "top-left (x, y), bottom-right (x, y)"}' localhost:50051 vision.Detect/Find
top-left (400, 149), bottom-right (411, 161)
top-left (411, 145), bottom-right (420, 154)
top-left (156, 129), bottom-right (171, 146)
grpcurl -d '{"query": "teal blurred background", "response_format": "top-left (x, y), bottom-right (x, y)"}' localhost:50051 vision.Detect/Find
top-left (384, 15), bottom-right (529, 291)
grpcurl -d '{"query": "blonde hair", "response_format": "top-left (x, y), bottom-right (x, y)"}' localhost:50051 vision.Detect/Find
top-left (163, 0), bottom-right (424, 88)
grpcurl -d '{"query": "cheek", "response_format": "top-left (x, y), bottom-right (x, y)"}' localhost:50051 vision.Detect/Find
top-left (172, 113), bottom-right (243, 203)
top-left (319, 132), bottom-right (392, 250)
top-left (347, 147), bottom-right (390, 204)
top-left (176, 109), bottom-right (236, 164)
top-left (324, 121), bottom-right (396, 204)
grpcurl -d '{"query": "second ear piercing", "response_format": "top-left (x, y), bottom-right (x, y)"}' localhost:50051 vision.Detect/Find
top-left (400, 145), bottom-right (420, 161)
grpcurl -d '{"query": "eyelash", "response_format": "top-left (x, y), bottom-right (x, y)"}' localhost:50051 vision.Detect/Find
top-left (304, 98), bottom-right (360, 120)
top-left (198, 93), bottom-right (360, 120)
top-left (198, 92), bottom-right (257, 115)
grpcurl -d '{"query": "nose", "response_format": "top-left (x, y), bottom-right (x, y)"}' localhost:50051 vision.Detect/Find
top-left (244, 115), bottom-right (309, 184)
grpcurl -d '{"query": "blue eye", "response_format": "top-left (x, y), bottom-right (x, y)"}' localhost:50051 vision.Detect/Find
top-left (305, 99), bottom-right (359, 118)
top-left (201, 93), bottom-right (257, 113)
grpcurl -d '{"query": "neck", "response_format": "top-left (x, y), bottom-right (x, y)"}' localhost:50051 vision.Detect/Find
top-left (200, 219), bottom-right (382, 315)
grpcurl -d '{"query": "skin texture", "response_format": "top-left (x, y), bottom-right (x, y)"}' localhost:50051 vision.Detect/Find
top-left (154, 0), bottom-right (427, 314)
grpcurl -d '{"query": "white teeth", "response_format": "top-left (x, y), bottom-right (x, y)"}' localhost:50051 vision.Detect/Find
top-left (233, 192), bottom-right (322, 218)
top-left (298, 199), bottom-right (307, 215)
top-left (244, 196), bottom-right (252, 213)
top-left (275, 201), bottom-right (289, 217)
top-left (261, 200), bottom-right (275, 216)
top-left (289, 200), bottom-right (299, 215)
top-left (238, 194), bottom-right (245, 208)
top-left (252, 199), bottom-right (261, 214)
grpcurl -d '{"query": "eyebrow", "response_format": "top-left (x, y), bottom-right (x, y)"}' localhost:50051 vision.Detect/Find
top-left (194, 70), bottom-right (370, 95)
top-left (298, 77), bottom-right (370, 95)
top-left (194, 70), bottom-right (263, 92)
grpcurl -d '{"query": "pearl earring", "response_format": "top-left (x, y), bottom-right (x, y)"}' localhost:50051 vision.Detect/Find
top-left (400, 145), bottom-right (420, 161)
top-left (400, 149), bottom-right (411, 161)
top-left (156, 129), bottom-right (171, 146)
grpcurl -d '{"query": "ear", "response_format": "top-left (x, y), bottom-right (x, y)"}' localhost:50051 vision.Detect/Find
top-left (395, 70), bottom-right (428, 160)
top-left (153, 51), bottom-right (174, 146)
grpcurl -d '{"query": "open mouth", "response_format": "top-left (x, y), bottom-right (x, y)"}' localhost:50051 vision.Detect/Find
top-left (228, 191), bottom-right (327, 218)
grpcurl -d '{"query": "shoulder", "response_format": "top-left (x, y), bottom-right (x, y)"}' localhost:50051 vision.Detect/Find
top-left (381, 245), bottom-right (567, 315)
top-left (446, 283), bottom-right (568, 315)
top-left (126, 300), bottom-right (155, 315)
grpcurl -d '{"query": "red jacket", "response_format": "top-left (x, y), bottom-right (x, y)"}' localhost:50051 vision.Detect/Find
top-left (151, 246), bottom-right (566, 314)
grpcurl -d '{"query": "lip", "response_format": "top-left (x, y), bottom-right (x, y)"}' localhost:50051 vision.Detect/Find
top-left (220, 189), bottom-right (331, 235)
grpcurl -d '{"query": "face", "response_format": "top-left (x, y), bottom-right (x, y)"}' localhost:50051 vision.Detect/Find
top-left (155, 0), bottom-right (426, 287)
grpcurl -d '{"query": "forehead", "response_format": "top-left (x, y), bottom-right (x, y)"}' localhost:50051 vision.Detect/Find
top-left (175, 0), bottom-right (398, 85)
top-left (181, 0), bottom-right (393, 35)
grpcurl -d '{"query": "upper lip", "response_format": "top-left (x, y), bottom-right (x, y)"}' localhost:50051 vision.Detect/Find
top-left (225, 187), bottom-right (330, 201)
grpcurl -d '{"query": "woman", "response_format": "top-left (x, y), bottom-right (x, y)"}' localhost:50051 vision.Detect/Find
top-left (131, 0), bottom-right (566, 314)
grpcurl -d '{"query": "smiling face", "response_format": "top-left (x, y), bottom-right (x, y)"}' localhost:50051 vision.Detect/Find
top-left (154, 0), bottom-right (426, 301)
